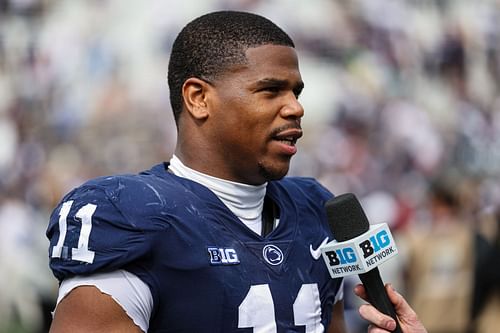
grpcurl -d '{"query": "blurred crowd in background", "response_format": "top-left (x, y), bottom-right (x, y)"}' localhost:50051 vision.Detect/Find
top-left (1, 0), bottom-right (499, 332)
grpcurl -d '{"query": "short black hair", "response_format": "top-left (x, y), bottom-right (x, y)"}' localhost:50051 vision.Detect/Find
top-left (167, 11), bottom-right (295, 123)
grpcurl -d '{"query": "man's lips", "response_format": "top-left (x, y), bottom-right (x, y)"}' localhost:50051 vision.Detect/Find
top-left (273, 128), bottom-right (303, 145)
top-left (271, 127), bottom-right (303, 156)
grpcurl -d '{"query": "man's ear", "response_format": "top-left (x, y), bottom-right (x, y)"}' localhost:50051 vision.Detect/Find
top-left (182, 78), bottom-right (211, 120)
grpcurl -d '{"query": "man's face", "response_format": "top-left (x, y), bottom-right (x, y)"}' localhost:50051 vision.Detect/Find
top-left (207, 44), bottom-right (304, 185)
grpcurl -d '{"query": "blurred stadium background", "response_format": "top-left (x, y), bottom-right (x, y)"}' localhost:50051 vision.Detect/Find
top-left (0, 0), bottom-right (499, 332)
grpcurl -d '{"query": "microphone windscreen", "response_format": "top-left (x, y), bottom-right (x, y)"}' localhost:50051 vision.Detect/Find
top-left (325, 193), bottom-right (369, 242)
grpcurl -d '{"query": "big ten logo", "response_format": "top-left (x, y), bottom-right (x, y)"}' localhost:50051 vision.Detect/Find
top-left (359, 230), bottom-right (391, 258)
top-left (325, 247), bottom-right (357, 266)
top-left (208, 247), bottom-right (240, 265)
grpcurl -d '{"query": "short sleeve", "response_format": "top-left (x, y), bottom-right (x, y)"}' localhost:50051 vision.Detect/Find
top-left (56, 270), bottom-right (153, 332)
top-left (47, 180), bottom-right (155, 281)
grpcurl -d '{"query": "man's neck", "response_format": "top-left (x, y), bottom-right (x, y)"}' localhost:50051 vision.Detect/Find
top-left (168, 155), bottom-right (267, 235)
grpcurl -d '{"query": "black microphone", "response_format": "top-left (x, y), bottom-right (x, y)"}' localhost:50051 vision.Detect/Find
top-left (325, 193), bottom-right (403, 333)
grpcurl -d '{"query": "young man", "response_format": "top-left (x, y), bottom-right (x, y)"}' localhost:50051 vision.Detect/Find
top-left (47, 11), bottom-right (426, 333)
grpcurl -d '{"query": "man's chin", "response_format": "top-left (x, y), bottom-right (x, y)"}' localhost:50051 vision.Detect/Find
top-left (258, 162), bottom-right (290, 182)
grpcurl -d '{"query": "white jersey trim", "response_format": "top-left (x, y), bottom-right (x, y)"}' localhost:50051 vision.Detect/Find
top-left (55, 270), bottom-right (152, 332)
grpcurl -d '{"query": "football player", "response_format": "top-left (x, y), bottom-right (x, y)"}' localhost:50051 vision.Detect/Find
top-left (47, 10), bottom-right (426, 333)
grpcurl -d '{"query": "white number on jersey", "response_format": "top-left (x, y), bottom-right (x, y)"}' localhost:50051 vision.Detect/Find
top-left (238, 283), bottom-right (324, 332)
top-left (51, 200), bottom-right (96, 264)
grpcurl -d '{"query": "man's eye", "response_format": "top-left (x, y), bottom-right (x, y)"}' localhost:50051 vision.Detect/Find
top-left (262, 87), bottom-right (280, 94)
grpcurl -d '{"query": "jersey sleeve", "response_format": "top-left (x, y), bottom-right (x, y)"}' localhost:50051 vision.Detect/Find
top-left (46, 176), bottom-right (164, 281)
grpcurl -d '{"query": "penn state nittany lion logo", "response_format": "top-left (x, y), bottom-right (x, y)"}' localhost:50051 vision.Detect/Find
top-left (262, 244), bottom-right (284, 266)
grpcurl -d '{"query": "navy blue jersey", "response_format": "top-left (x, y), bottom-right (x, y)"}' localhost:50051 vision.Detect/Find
top-left (47, 163), bottom-right (343, 332)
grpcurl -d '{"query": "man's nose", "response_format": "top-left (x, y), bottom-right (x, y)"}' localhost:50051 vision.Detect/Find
top-left (280, 94), bottom-right (304, 119)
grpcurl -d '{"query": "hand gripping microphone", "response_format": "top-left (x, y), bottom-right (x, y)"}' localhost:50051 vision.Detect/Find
top-left (321, 193), bottom-right (402, 333)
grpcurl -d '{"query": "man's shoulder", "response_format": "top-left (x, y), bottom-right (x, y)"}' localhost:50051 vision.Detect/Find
top-left (77, 163), bottom-right (176, 197)
top-left (59, 164), bottom-right (190, 220)
top-left (274, 176), bottom-right (332, 198)
top-left (46, 164), bottom-right (192, 280)
top-left (278, 176), bottom-right (323, 186)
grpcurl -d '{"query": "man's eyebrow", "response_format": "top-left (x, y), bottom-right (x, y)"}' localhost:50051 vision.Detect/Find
top-left (255, 78), bottom-right (305, 91)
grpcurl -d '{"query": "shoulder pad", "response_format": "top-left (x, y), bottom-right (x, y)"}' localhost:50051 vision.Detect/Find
top-left (46, 174), bottom-right (167, 281)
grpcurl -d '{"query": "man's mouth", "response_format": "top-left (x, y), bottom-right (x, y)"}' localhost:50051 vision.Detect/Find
top-left (273, 128), bottom-right (303, 146)
top-left (276, 137), bottom-right (298, 146)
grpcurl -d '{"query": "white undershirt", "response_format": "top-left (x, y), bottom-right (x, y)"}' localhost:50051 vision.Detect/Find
top-left (169, 155), bottom-right (267, 234)
top-left (55, 156), bottom-right (343, 332)
top-left (57, 270), bottom-right (152, 331)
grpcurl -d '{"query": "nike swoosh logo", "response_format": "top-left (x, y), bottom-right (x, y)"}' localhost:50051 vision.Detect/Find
top-left (310, 237), bottom-right (329, 260)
